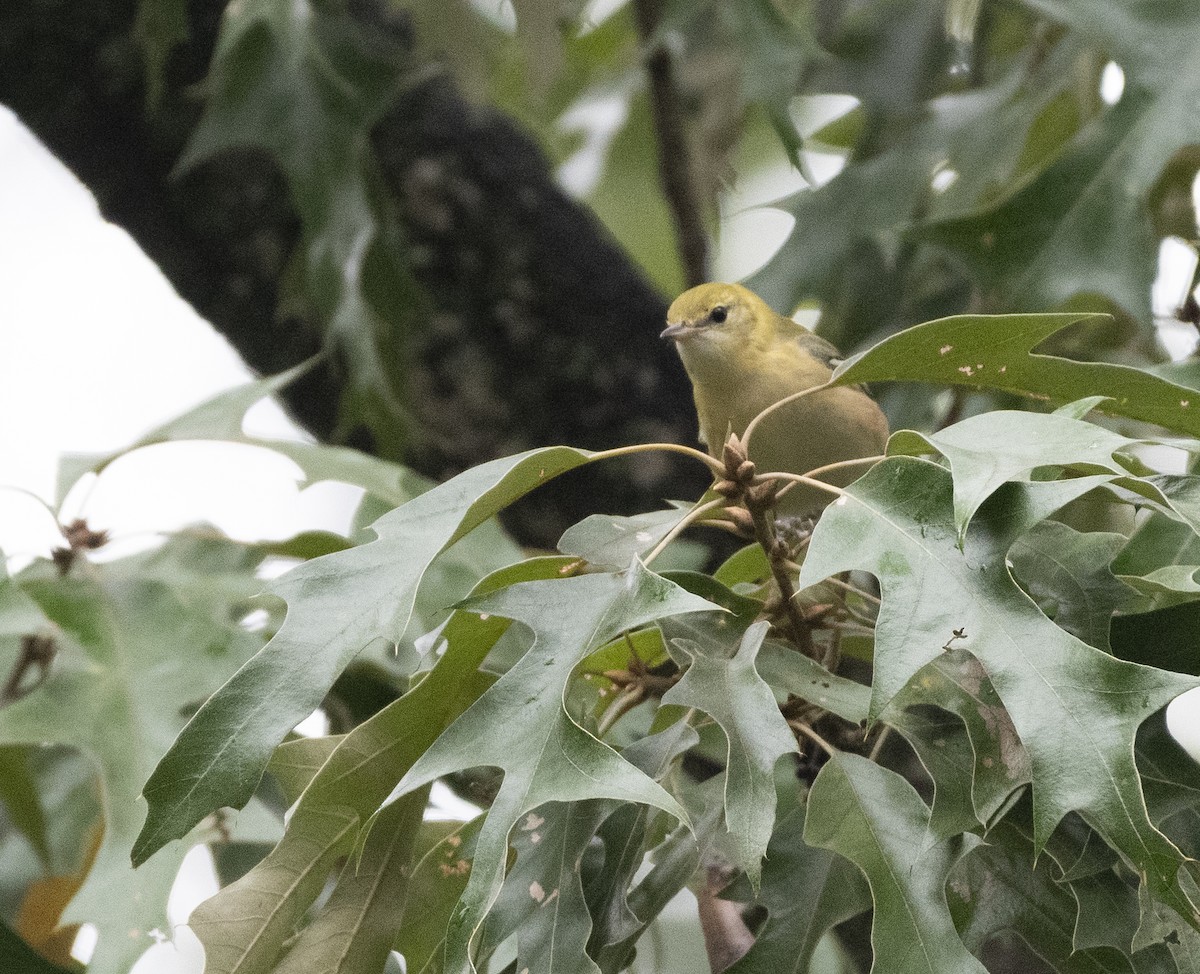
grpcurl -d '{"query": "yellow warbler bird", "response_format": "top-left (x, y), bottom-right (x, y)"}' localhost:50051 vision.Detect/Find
top-left (662, 282), bottom-right (889, 515)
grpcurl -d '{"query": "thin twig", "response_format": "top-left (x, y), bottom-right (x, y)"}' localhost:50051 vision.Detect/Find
top-left (801, 455), bottom-right (888, 482)
top-left (632, 0), bottom-right (709, 287)
top-left (792, 721), bottom-right (838, 757)
top-left (773, 455), bottom-right (886, 502)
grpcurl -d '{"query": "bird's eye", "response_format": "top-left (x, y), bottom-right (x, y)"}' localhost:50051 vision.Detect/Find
top-left (710, 306), bottom-right (728, 324)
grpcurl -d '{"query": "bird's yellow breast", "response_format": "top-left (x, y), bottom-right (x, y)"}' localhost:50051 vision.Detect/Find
top-left (672, 320), bottom-right (888, 513)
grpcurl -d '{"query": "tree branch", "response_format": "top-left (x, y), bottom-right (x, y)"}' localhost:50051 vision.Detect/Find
top-left (633, 0), bottom-right (710, 288)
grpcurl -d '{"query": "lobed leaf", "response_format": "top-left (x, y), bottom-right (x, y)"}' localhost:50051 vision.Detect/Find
top-left (189, 557), bottom-right (566, 974)
top-left (1008, 521), bottom-right (1133, 652)
top-left (0, 539), bottom-right (267, 974)
top-left (888, 409), bottom-right (1145, 541)
top-left (379, 562), bottom-right (715, 973)
top-left (723, 800), bottom-right (870, 974)
top-left (661, 621), bottom-right (797, 888)
top-left (805, 753), bottom-right (986, 974)
top-left (135, 446), bottom-right (594, 865)
top-left (801, 458), bottom-right (1200, 922)
top-left (833, 314), bottom-right (1200, 437)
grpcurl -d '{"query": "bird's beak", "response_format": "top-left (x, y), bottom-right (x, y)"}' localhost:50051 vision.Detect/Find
top-left (660, 323), bottom-right (687, 340)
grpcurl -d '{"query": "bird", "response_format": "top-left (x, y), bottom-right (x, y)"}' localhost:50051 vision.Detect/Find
top-left (661, 282), bottom-right (889, 516)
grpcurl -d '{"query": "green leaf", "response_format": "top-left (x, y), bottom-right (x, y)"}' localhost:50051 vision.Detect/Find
top-left (1009, 520), bottom-right (1133, 651)
top-left (948, 819), bottom-right (1105, 971)
top-left (479, 801), bottom-right (608, 974)
top-left (583, 720), bottom-right (700, 962)
top-left (271, 788), bottom-right (428, 974)
top-left (180, 0), bottom-right (411, 417)
top-left (834, 314), bottom-right (1200, 437)
top-left (713, 543), bottom-right (771, 589)
top-left (723, 801), bottom-right (870, 974)
top-left (888, 409), bottom-right (1143, 541)
top-left (884, 700), bottom-right (981, 840)
top-left (756, 641), bottom-right (870, 725)
top-left (392, 818), bottom-right (483, 974)
top-left (929, 0), bottom-right (1200, 324)
top-left (804, 753), bottom-right (986, 974)
top-left (0, 538), bottom-right (267, 974)
top-left (1139, 716), bottom-right (1200, 851)
top-left (800, 458), bottom-right (1200, 921)
top-left (189, 557), bottom-right (564, 974)
top-left (134, 446), bottom-right (593, 865)
top-left (896, 651), bottom-right (1032, 829)
top-left (668, 0), bottom-right (820, 167)
top-left (558, 505), bottom-right (691, 571)
top-left (593, 792), bottom-right (729, 974)
top-left (1115, 514), bottom-right (1200, 611)
top-left (750, 36), bottom-right (1087, 333)
top-left (0, 557), bottom-right (52, 638)
top-left (0, 747), bottom-right (51, 865)
top-left (266, 734), bottom-right (344, 807)
top-left (381, 563), bottom-right (715, 974)
top-left (660, 621), bottom-right (797, 887)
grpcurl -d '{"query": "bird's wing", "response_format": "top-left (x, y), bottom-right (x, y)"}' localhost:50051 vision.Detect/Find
top-left (790, 329), bottom-right (844, 370)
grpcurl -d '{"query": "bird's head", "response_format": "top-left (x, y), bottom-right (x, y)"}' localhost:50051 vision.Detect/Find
top-left (661, 282), bottom-right (776, 358)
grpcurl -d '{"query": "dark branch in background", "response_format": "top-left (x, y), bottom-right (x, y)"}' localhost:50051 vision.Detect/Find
top-left (633, 0), bottom-right (710, 289)
top-left (370, 77), bottom-right (707, 542)
top-left (0, 0), bottom-right (707, 547)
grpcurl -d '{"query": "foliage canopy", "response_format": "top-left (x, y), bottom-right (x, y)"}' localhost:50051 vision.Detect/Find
top-left (3, 1), bottom-right (1200, 973)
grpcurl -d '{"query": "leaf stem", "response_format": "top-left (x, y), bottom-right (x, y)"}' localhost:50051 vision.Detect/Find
top-left (758, 471), bottom-right (846, 501)
top-left (742, 383), bottom-right (829, 453)
top-left (642, 497), bottom-right (729, 565)
top-left (773, 455), bottom-right (887, 502)
top-left (591, 442), bottom-right (725, 478)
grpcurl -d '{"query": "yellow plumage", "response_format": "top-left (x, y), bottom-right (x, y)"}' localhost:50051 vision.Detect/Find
top-left (662, 282), bottom-right (889, 515)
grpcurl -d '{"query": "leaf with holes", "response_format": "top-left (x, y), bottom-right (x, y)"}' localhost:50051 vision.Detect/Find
top-left (801, 458), bottom-right (1200, 923)
top-left (832, 314), bottom-right (1200, 437)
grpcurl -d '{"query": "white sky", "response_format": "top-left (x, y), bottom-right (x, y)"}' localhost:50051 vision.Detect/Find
top-left (0, 106), bottom-right (368, 566)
